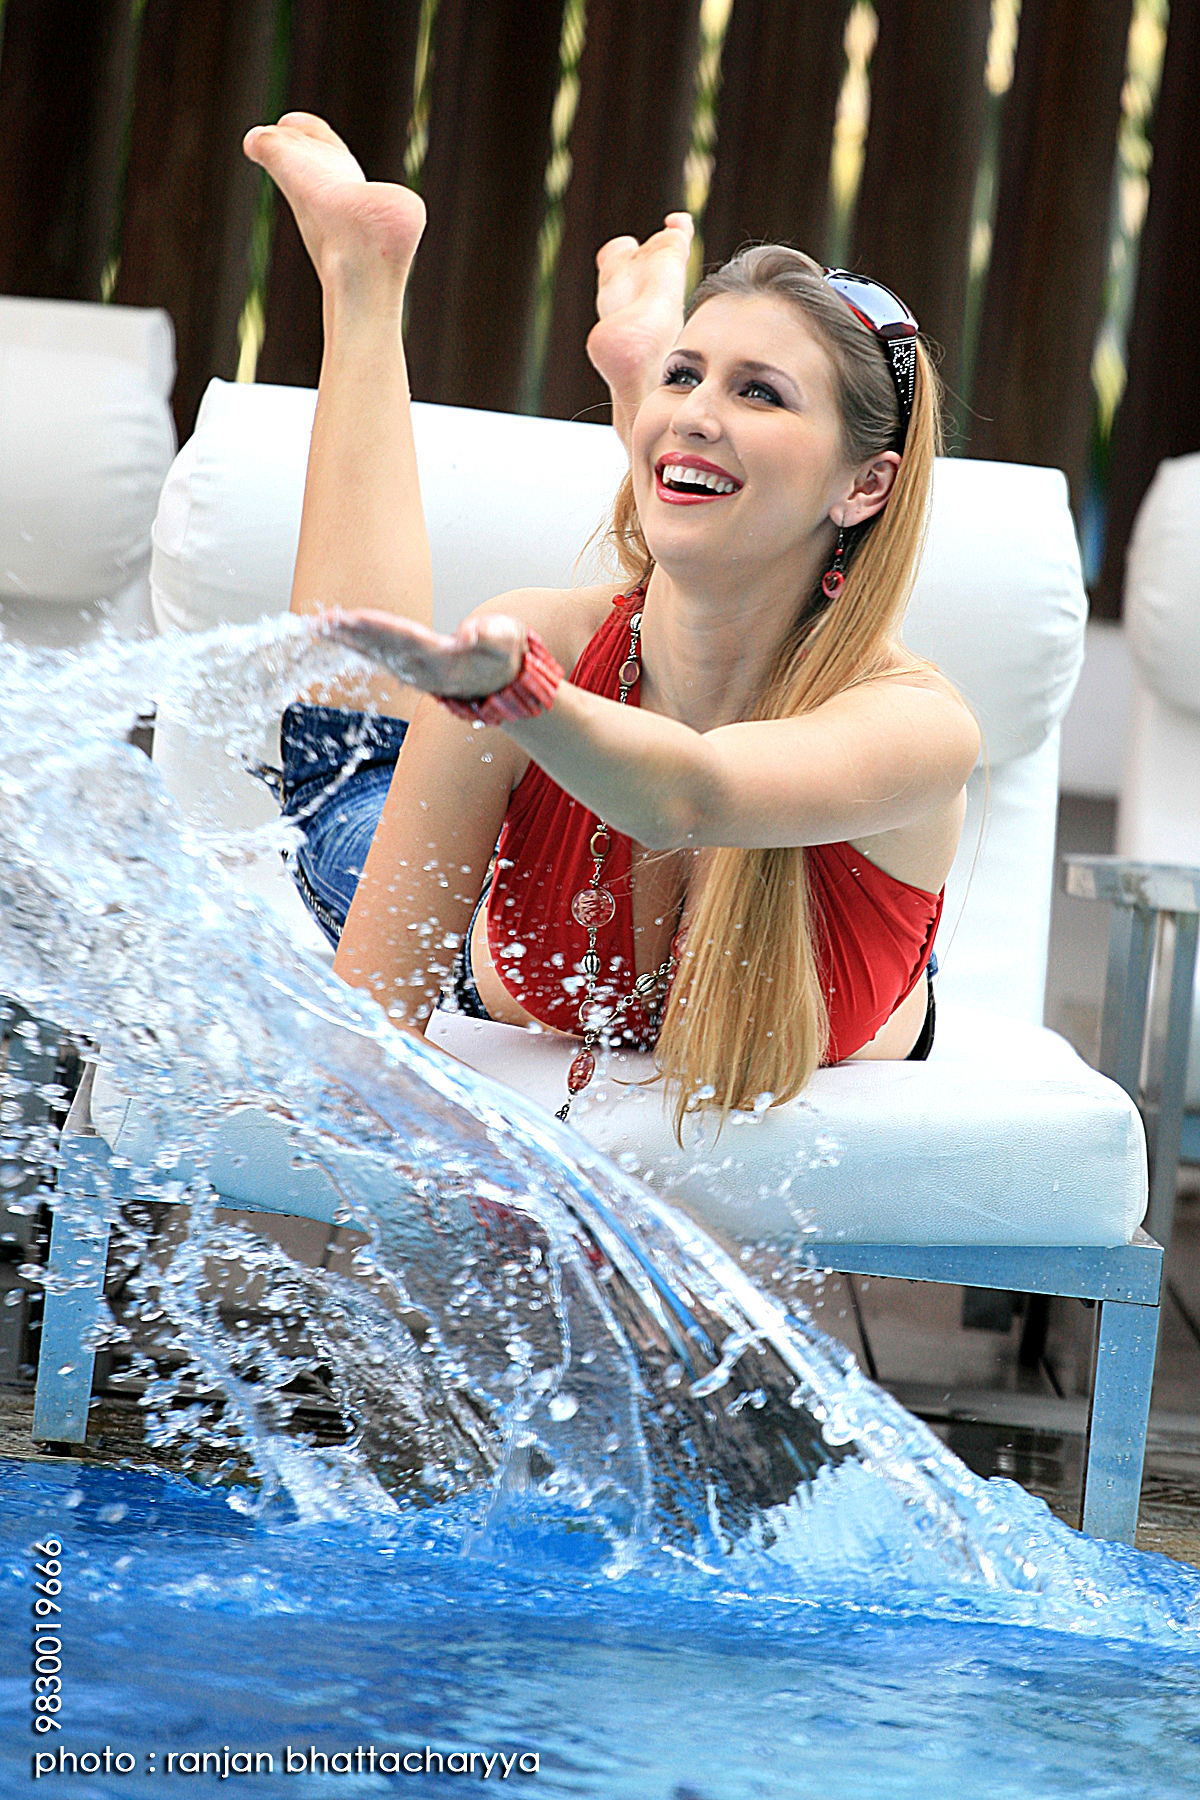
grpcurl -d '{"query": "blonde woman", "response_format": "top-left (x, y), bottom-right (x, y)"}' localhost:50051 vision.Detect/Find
top-left (244, 115), bottom-right (980, 1132)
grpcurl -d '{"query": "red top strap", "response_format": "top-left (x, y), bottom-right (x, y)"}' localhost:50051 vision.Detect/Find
top-left (485, 590), bottom-right (943, 1060)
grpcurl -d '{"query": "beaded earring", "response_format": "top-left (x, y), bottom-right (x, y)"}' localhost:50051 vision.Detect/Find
top-left (821, 522), bottom-right (847, 600)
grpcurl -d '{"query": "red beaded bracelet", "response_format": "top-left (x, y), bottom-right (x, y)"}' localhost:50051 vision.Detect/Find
top-left (435, 628), bottom-right (564, 726)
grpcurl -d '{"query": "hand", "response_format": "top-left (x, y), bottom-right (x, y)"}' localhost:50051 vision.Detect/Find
top-left (587, 213), bottom-right (694, 449)
top-left (323, 610), bottom-right (525, 699)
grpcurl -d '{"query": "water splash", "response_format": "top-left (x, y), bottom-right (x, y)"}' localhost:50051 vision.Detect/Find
top-left (1, 618), bottom-right (1198, 1646)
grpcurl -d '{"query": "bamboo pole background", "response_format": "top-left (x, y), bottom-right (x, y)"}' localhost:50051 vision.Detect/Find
top-left (0, 0), bottom-right (1191, 611)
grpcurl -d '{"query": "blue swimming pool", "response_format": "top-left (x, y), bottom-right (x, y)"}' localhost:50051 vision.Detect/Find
top-left (4, 1459), bottom-right (1200, 1799)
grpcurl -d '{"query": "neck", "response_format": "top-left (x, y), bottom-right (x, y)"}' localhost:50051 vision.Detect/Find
top-left (636, 553), bottom-right (824, 732)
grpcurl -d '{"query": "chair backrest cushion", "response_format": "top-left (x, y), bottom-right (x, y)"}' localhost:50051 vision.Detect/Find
top-left (0, 298), bottom-right (176, 622)
top-left (1117, 452), bottom-right (1200, 1108)
top-left (1124, 452), bottom-right (1200, 720)
top-left (151, 379), bottom-right (1087, 1024)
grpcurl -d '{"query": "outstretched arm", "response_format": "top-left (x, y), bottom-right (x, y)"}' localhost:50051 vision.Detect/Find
top-left (326, 612), bottom-right (982, 852)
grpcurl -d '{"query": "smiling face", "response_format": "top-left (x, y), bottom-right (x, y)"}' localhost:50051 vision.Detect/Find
top-left (631, 292), bottom-right (852, 589)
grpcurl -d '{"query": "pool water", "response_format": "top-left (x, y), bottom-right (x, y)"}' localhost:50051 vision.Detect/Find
top-left (4, 1459), bottom-right (1200, 1800)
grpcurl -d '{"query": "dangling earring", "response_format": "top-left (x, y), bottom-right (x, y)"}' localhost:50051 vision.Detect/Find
top-left (821, 521), bottom-right (846, 599)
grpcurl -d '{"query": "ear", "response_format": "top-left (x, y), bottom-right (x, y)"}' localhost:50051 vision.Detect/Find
top-left (836, 451), bottom-right (901, 528)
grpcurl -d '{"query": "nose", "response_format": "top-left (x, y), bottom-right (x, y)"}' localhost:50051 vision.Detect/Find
top-left (670, 374), bottom-right (722, 440)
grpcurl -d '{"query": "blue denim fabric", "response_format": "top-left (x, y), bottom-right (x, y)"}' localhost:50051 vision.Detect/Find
top-left (280, 703), bottom-right (408, 948)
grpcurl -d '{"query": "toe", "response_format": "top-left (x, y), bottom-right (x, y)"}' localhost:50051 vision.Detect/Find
top-left (278, 111), bottom-right (345, 145)
top-left (596, 235), bottom-right (638, 270)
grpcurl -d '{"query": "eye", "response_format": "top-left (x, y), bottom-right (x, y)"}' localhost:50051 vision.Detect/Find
top-left (662, 363), bottom-right (700, 387)
top-left (743, 379), bottom-right (783, 405)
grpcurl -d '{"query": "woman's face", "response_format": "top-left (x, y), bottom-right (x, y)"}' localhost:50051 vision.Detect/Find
top-left (631, 292), bottom-right (851, 585)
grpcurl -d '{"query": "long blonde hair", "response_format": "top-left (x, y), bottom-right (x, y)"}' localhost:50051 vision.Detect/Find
top-left (605, 246), bottom-right (943, 1136)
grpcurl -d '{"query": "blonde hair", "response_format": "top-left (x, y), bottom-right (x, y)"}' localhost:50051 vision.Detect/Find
top-left (605, 246), bottom-right (943, 1137)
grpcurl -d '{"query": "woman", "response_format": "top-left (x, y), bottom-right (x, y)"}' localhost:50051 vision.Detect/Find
top-left (244, 114), bottom-right (980, 1133)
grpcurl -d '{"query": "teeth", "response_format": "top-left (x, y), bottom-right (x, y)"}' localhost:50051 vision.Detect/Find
top-left (661, 463), bottom-right (738, 494)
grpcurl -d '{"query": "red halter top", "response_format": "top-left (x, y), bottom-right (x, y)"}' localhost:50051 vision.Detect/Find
top-left (485, 593), bottom-right (943, 1062)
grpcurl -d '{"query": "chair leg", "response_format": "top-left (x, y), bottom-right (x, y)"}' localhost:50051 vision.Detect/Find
top-left (32, 1160), bottom-right (113, 1447)
top-left (1080, 1296), bottom-right (1159, 1543)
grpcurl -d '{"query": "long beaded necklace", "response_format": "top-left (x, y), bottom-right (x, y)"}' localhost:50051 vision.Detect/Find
top-left (557, 592), bottom-right (685, 1123)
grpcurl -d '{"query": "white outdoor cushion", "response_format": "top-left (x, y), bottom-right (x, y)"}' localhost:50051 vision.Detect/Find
top-left (426, 1008), bottom-right (1146, 1248)
top-left (150, 377), bottom-right (628, 635)
top-left (1124, 452), bottom-right (1200, 721)
top-left (1117, 452), bottom-right (1200, 1108)
top-left (88, 1004), bottom-right (1146, 1249)
top-left (0, 298), bottom-right (176, 644)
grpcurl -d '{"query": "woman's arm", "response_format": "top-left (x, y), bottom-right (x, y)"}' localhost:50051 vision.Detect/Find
top-left (331, 696), bottom-right (524, 1028)
top-left (332, 583), bottom-right (618, 1028)
top-left (506, 672), bottom-right (982, 850)
top-left (327, 608), bottom-right (981, 853)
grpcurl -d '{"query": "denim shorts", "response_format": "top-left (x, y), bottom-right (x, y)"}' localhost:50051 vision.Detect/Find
top-left (278, 702), bottom-right (408, 948)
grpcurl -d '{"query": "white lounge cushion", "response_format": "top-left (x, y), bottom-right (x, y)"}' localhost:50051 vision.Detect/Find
top-left (0, 298), bottom-right (175, 641)
top-left (1124, 452), bottom-right (1200, 721)
top-left (149, 385), bottom-right (1084, 1029)
top-left (90, 1004), bottom-right (1145, 1249)
top-left (905, 460), bottom-right (1085, 766)
top-left (150, 378), bottom-right (628, 635)
top-left (1118, 452), bottom-right (1200, 1109)
top-left (426, 1009), bottom-right (1147, 1248)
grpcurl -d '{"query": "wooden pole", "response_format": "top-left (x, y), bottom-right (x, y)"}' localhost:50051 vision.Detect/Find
top-left (0, 0), bottom-right (137, 301)
top-left (702, 0), bottom-right (848, 270)
top-left (256, 0), bottom-right (423, 391)
top-left (113, 0), bottom-right (280, 440)
top-left (539, 0), bottom-right (703, 423)
top-left (969, 0), bottom-right (1133, 517)
top-left (404, 0), bottom-right (564, 413)
top-left (1093, 0), bottom-right (1200, 621)
top-left (851, 0), bottom-right (991, 402)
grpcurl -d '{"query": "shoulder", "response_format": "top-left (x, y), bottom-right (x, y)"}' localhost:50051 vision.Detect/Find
top-left (839, 647), bottom-right (981, 785)
top-left (472, 583), bottom-right (624, 675)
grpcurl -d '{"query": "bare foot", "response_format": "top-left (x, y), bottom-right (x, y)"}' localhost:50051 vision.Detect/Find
top-left (587, 213), bottom-right (694, 445)
top-left (244, 112), bottom-right (426, 293)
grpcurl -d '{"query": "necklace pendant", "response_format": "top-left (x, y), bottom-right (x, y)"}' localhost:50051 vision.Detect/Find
top-left (571, 885), bottom-right (616, 928)
top-left (567, 1048), bottom-right (596, 1095)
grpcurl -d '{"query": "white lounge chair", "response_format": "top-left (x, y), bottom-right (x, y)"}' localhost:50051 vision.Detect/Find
top-left (1106, 452), bottom-right (1200, 1250)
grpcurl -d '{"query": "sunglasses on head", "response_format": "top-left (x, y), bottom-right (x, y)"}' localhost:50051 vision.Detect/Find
top-left (822, 268), bottom-right (919, 444)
